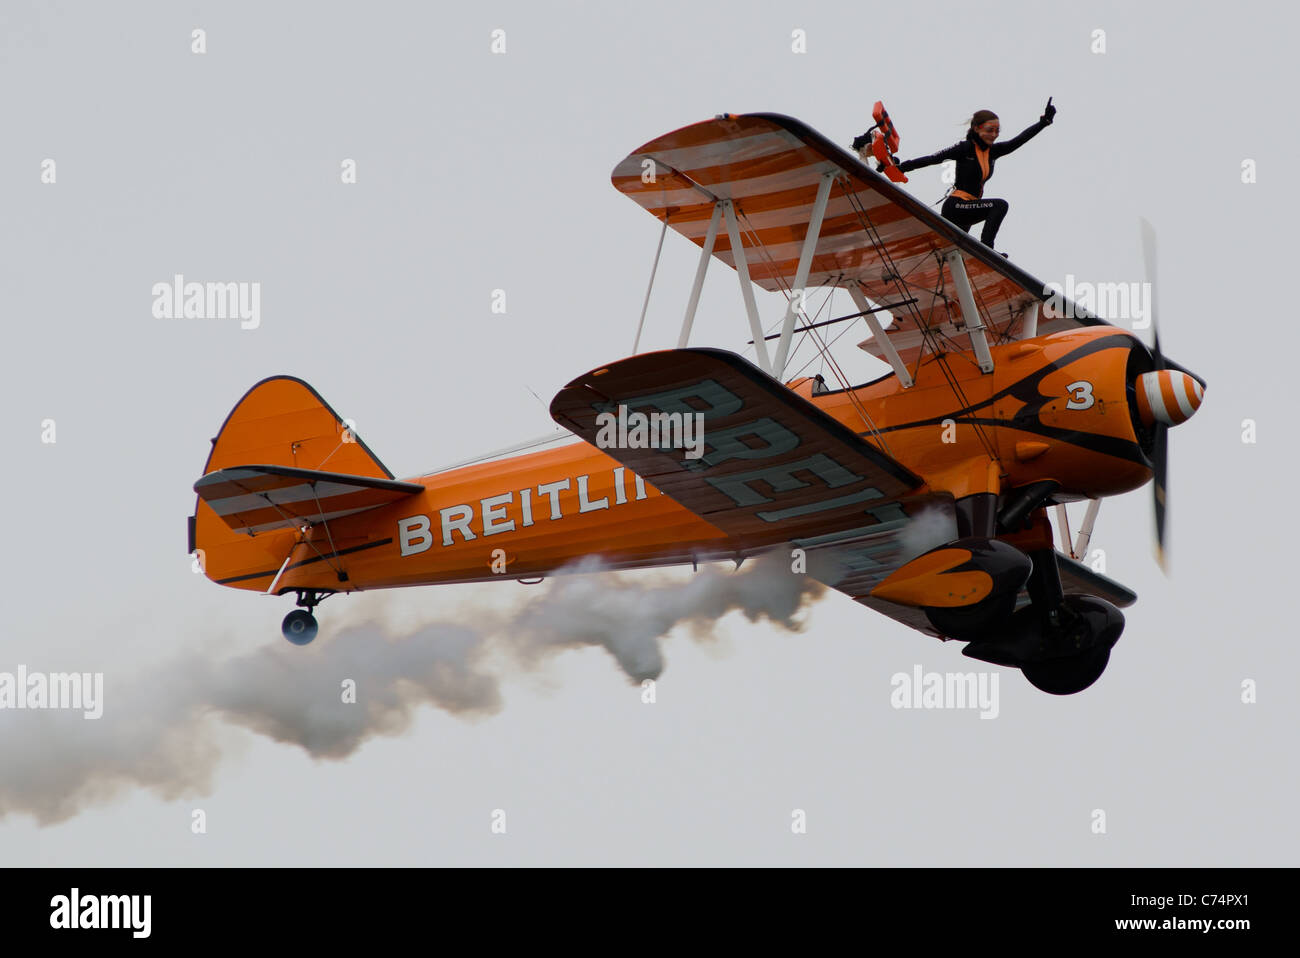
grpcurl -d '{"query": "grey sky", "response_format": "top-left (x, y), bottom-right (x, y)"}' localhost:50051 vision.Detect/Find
top-left (1, 0), bottom-right (1295, 864)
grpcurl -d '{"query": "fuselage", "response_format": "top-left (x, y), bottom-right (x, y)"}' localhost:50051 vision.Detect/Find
top-left (255, 326), bottom-right (1153, 595)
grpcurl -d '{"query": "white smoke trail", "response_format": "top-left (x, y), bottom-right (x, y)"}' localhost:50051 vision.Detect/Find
top-left (897, 506), bottom-right (960, 563)
top-left (0, 552), bottom-right (823, 825)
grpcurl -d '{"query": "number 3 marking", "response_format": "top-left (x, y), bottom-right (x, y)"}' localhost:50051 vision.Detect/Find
top-left (1065, 380), bottom-right (1094, 410)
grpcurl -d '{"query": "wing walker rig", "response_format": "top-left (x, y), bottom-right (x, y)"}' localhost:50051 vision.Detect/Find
top-left (190, 109), bottom-right (1205, 695)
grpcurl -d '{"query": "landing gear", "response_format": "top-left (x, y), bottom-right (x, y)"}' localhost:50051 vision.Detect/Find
top-left (281, 609), bottom-right (318, 645)
top-left (1022, 646), bottom-right (1111, 695)
top-left (962, 549), bottom-right (1125, 695)
top-left (920, 537), bottom-right (1033, 641)
top-left (925, 589), bottom-right (1017, 642)
top-left (280, 589), bottom-right (332, 645)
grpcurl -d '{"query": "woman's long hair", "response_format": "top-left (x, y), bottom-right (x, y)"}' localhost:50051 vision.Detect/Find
top-left (966, 109), bottom-right (998, 132)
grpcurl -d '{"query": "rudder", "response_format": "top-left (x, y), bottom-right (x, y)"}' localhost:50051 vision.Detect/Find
top-left (189, 376), bottom-right (399, 592)
top-left (200, 375), bottom-right (394, 480)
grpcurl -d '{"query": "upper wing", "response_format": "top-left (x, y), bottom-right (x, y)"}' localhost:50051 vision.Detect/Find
top-left (612, 112), bottom-right (1110, 371)
top-left (194, 465), bottom-right (423, 536)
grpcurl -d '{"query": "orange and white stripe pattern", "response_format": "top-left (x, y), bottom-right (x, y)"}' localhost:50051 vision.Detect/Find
top-left (1136, 369), bottom-right (1204, 427)
top-left (612, 113), bottom-right (1110, 369)
top-left (195, 466), bottom-right (422, 535)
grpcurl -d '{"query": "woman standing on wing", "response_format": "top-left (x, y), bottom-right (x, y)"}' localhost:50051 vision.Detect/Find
top-left (883, 98), bottom-right (1056, 254)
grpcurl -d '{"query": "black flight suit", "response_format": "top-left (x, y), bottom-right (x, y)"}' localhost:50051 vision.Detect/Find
top-left (897, 117), bottom-right (1051, 248)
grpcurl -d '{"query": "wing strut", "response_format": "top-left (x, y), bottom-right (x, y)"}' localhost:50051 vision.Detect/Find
top-left (1073, 498), bottom-right (1101, 559)
top-left (633, 214), bottom-right (669, 353)
top-left (1019, 300), bottom-right (1039, 339)
top-left (679, 201), bottom-right (723, 348)
top-left (944, 249), bottom-right (995, 373)
top-left (1054, 499), bottom-right (1101, 561)
top-left (848, 283), bottom-right (914, 388)
top-left (722, 199), bottom-right (772, 373)
top-left (1054, 504), bottom-right (1073, 555)
top-left (773, 171), bottom-right (835, 377)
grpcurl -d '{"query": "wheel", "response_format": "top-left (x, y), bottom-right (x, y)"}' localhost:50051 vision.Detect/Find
top-left (282, 609), bottom-right (318, 645)
top-left (1022, 647), bottom-right (1111, 695)
top-left (965, 594), bottom-right (1124, 674)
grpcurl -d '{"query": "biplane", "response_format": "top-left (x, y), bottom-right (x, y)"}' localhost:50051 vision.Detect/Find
top-left (189, 111), bottom-right (1205, 695)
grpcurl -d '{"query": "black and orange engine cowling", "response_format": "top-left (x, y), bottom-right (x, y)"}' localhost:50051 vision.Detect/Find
top-left (991, 327), bottom-right (1153, 501)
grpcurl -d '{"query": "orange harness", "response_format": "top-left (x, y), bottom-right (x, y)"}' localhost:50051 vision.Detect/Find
top-left (951, 144), bottom-right (991, 201)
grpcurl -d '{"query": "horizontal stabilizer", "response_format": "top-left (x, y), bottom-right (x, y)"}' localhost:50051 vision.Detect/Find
top-left (194, 465), bottom-right (423, 536)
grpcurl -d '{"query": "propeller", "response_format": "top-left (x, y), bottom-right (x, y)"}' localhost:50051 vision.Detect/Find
top-left (1136, 218), bottom-right (1204, 571)
top-left (1138, 218), bottom-right (1167, 569)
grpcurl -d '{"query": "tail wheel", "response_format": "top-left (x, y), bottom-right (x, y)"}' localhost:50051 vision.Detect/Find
top-left (282, 609), bottom-right (318, 645)
top-left (1021, 647), bottom-right (1111, 695)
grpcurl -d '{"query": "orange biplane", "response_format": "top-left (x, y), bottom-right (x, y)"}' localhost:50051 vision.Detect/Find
top-left (190, 112), bottom-right (1205, 695)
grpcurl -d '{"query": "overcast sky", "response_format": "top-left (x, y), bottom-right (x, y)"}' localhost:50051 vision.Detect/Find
top-left (1, 0), bottom-right (1295, 865)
